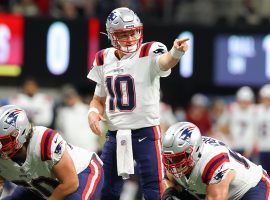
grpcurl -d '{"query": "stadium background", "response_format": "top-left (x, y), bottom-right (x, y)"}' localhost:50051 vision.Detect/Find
top-left (1, 1), bottom-right (270, 199)
top-left (1, 0), bottom-right (270, 108)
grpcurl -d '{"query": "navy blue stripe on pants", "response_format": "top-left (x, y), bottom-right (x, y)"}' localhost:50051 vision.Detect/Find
top-left (241, 172), bottom-right (270, 200)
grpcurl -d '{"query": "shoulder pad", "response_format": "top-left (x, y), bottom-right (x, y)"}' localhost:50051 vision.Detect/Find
top-left (139, 42), bottom-right (155, 58)
top-left (202, 152), bottom-right (229, 184)
top-left (95, 49), bottom-right (105, 66)
top-left (40, 128), bottom-right (57, 161)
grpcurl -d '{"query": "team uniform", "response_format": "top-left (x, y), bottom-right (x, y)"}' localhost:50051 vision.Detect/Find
top-left (159, 102), bottom-right (177, 134)
top-left (9, 93), bottom-right (54, 127)
top-left (87, 41), bottom-right (169, 199)
top-left (55, 101), bottom-right (100, 152)
top-left (255, 104), bottom-right (270, 173)
top-left (218, 102), bottom-right (256, 155)
top-left (173, 136), bottom-right (270, 200)
top-left (0, 126), bottom-right (103, 200)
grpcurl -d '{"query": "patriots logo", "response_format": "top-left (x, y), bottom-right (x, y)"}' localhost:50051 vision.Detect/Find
top-left (4, 109), bottom-right (22, 129)
top-left (180, 126), bottom-right (194, 141)
top-left (153, 48), bottom-right (165, 55)
top-left (214, 169), bottom-right (228, 181)
top-left (107, 12), bottom-right (117, 22)
top-left (121, 140), bottom-right (126, 146)
top-left (54, 141), bottom-right (63, 155)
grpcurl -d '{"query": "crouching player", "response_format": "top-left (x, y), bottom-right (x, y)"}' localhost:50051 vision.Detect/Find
top-left (0, 105), bottom-right (103, 200)
top-left (162, 122), bottom-right (270, 200)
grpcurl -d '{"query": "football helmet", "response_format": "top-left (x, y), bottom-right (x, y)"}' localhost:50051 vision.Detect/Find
top-left (0, 105), bottom-right (31, 159)
top-left (259, 84), bottom-right (270, 98)
top-left (236, 86), bottom-right (254, 102)
top-left (162, 122), bottom-right (203, 177)
top-left (106, 7), bottom-right (143, 54)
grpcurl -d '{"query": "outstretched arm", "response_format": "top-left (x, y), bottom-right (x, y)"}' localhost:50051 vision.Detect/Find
top-left (159, 38), bottom-right (189, 71)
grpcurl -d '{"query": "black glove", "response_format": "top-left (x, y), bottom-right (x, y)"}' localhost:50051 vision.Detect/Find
top-left (162, 187), bottom-right (182, 200)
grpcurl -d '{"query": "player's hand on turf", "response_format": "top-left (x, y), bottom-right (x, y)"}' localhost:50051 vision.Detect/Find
top-left (173, 38), bottom-right (189, 53)
top-left (88, 112), bottom-right (106, 136)
top-left (162, 187), bottom-right (182, 200)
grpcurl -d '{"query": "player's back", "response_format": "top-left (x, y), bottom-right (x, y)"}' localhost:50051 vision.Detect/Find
top-left (174, 136), bottom-right (263, 200)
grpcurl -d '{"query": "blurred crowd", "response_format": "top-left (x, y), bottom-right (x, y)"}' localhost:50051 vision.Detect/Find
top-left (1, 0), bottom-right (270, 26)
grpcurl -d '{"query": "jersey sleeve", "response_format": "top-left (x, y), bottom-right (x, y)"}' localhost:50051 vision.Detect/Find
top-left (94, 83), bottom-right (106, 97)
top-left (40, 128), bottom-right (66, 165)
top-left (201, 151), bottom-right (231, 185)
top-left (87, 50), bottom-right (105, 84)
top-left (148, 42), bottom-right (171, 77)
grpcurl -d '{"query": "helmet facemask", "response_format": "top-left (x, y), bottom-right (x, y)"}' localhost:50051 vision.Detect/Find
top-left (108, 26), bottom-right (143, 54)
top-left (163, 146), bottom-right (195, 178)
top-left (162, 122), bottom-right (203, 178)
top-left (0, 129), bottom-right (22, 159)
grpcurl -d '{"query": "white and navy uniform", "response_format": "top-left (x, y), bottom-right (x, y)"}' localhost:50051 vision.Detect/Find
top-left (255, 104), bottom-right (270, 174)
top-left (55, 101), bottom-right (100, 152)
top-left (9, 93), bottom-right (54, 127)
top-left (87, 42), bottom-right (170, 200)
top-left (0, 126), bottom-right (103, 200)
top-left (218, 103), bottom-right (256, 155)
top-left (173, 137), bottom-right (270, 200)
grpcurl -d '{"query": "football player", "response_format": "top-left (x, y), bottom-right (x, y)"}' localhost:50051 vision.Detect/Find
top-left (0, 105), bottom-right (104, 200)
top-left (256, 84), bottom-right (270, 174)
top-left (217, 86), bottom-right (256, 159)
top-left (162, 122), bottom-right (270, 200)
top-left (87, 7), bottom-right (189, 200)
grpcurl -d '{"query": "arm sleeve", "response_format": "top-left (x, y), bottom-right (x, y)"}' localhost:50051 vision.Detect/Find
top-left (50, 133), bottom-right (67, 165)
top-left (148, 42), bottom-right (171, 77)
top-left (87, 51), bottom-right (105, 84)
top-left (40, 129), bottom-right (67, 166)
top-left (201, 151), bottom-right (231, 185)
top-left (94, 83), bottom-right (106, 97)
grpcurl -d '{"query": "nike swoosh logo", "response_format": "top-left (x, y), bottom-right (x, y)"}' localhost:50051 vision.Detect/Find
top-left (138, 137), bottom-right (147, 142)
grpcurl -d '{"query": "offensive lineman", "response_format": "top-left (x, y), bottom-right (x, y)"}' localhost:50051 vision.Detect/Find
top-left (87, 7), bottom-right (189, 200)
top-left (0, 105), bottom-right (104, 200)
top-left (162, 122), bottom-right (270, 200)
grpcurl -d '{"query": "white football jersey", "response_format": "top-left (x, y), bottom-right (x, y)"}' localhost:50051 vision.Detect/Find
top-left (0, 126), bottom-right (99, 199)
top-left (218, 103), bottom-right (256, 151)
top-left (87, 42), bottom-right (171, 131)
top-left (173, 137), bottom-right (263, 200)
top-left (9, 93), bottom-right (54, 127)
top-left (55, 102), bottom-right (100, 152)
top-left (255, 104), bottom-right (270, 151)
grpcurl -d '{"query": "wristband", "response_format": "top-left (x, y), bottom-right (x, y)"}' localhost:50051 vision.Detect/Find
top-left (169, 47), bottom-right (184, 59)
top-left (87, 107), bottom-right (99, 116)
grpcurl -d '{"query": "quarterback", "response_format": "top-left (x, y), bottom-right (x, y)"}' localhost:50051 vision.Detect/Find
top-left (87, 7), bottom-right (188, 200)
top-left (0, 105), bottom-right (103, 200)
top-left (162, 122), bottom-right (270, 200)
